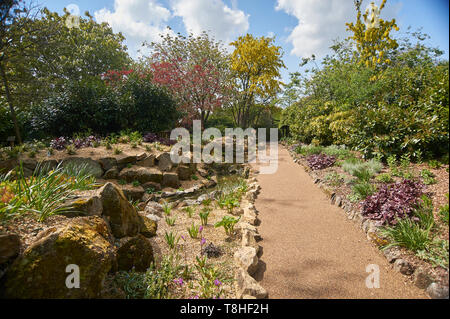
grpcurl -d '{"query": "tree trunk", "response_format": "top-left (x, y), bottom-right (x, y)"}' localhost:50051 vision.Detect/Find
top-left (0, 62), bottom-right (22, 144)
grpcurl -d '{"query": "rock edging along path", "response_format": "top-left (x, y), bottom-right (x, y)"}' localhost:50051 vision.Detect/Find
top-left (252, 144), bottom-right (427, 299)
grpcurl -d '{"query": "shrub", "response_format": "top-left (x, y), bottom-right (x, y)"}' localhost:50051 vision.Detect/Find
top-left (295, 144), bottom-right (323, 156)
top-left (30, 74), bottom-right (180, 138)
top-left (342, 158), bottom-right (383, 177)
top-left (306, 154), bottom-right (336, 170)
top-left (362, 179), bottom-right (424, 225)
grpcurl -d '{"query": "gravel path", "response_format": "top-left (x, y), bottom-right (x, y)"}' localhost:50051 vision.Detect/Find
top-left (253, 145), bottom-right (427, 299)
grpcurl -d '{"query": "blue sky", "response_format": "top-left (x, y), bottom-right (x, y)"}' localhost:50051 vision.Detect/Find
top-left (38, 0), bottom-right (449, 82)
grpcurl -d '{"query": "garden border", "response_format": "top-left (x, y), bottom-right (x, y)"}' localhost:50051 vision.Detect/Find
top-left (283, 142), bottom-right (449, 299)
top-left (232, 165), bottom-right (268, 299)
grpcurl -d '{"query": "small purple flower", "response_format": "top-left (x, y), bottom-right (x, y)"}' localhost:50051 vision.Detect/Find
top-left (173, 278), bottom-right (184, 286)
top-left (214, 279), bottom-right (222, 287)
top-left (199, 225), bottom-right (203, 233)
top-left (181, 235), bottom-right (185, 241)
top-left (190, 295), bottom-right (199, 299)
top-left (201, 238), bottom-right (206, 246)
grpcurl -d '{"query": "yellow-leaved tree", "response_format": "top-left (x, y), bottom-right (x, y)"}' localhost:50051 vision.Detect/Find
top-left (346, 0), bottom-right (399, 69)
top-left (229, 34), bottom-right (285, 128)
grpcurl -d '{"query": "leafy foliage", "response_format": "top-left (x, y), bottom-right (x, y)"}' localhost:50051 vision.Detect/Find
top-left (31, 74), bottom-right (179, 138)
top-left (306, 154), bottom-right (336, 170)
top-left (280, 28), bottom-right (449, 160)
top-left (362, 179), bottom-right (424, 225)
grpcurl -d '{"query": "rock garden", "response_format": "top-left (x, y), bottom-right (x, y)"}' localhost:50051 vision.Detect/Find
top-left (0, 133), bottom-right (264, 299)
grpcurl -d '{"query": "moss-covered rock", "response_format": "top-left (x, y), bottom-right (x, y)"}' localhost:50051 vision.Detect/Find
top-left (99, 183), bottom-right (141, 238)
top-left (138, 213), bottom-right (157, 238)
top-left (0, 217), bottom-right (116, 299)
top-left (62, 194), bottom-right (103, 217)
top-left (116, 234), bottom-right (154, 272)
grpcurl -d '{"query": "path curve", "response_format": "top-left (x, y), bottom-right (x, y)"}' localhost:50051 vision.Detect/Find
top-left (253, 145), bottom-right (427, 299)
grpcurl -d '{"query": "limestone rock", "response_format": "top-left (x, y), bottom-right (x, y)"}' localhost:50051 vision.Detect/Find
top-left (236, 269), bottom-right (268, 299)
top-left (177, 165), bottom-right (191, 180)
top-left (383, 247), bottom-right (401, 263)
top-left (116, 234), bottom-right (154, 272)
top-left (157, 152), bottom-right (174, 172)
top-left (234, 247), bottom-right (258, 276)
top-left (413, 268), bottom-right (432, 289)
top-left (0, 217), bottom-right (115, 299)
top-left (241, 229), bottom-right (260, 254)
top-left (63, 194), bottom-right (103, 217)
top-left (136, 154), bottom-right (156, 167)
top-left (426, 283), bottom-right (449, 299)
top-left (99, 183), bottom-right (141, 238)
top-left (144, 201), bottom-right (164, 217)
top-left (103, 167), bottom-right (119, 179)
top-left (97, 157), bottom-right (117, 172)
top-left (393, 259), bottom-right (414, 275)
top-left (119, 166), bottom-right (163, 184)
top-left (120, 184), bottom-right (145, 201)
top-left (117, 155), bottom-right (137, 165)
top-left (162, 172), bottom-right (180, 188)
top-left (138, 213), bottom-right (157, 238)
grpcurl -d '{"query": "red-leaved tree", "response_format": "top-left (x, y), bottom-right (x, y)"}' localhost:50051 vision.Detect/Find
top-left (147, 31), bottom-right (231, 127)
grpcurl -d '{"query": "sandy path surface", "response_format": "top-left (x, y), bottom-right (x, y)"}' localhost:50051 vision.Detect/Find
top-left (253, 145), bottom-right (427, 299)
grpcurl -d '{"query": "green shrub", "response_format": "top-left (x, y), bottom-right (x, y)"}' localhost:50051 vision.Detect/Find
top-left (30, 74), bottom-right (181, 138)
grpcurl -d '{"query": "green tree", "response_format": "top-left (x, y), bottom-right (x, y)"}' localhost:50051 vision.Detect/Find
top-left (229, 34), bottom-right (286, 128)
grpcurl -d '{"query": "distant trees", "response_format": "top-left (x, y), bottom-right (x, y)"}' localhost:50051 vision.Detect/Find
top-left (229, 34), bottom-right (285, 128)
top-left (147, 31), bottom-right (231, 128)
top-left (0, 4), bottom-right (130, 142)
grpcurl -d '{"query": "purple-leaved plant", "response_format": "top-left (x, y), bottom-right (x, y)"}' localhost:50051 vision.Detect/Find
top-left (306, 154), bottom-right (336, 170)
top-left (361, 179), bottom-right (424, 226)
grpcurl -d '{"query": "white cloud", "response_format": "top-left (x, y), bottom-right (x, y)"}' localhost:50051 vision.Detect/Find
top-left (94, 0), bottom-right (174, 57)
top-left (170, 0), bottom-right (249, 45)
top-left (276, 0), bottom-right (401, 58)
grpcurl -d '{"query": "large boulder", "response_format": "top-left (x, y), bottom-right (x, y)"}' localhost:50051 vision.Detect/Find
top-left (0, 234), bottom-right (21, 265)
top-left (61, 157), bottom-right (103, 178)
top-left (157, 152), bottom-right (174, 172)
top-left (0, 217), bottom-right (116, 299)
top-left (116, 234), bottom-right (154, 272)
top-left (99, 183), bottom-right (142, 238)
top-left (118, 166), bottom-right (163, 184)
